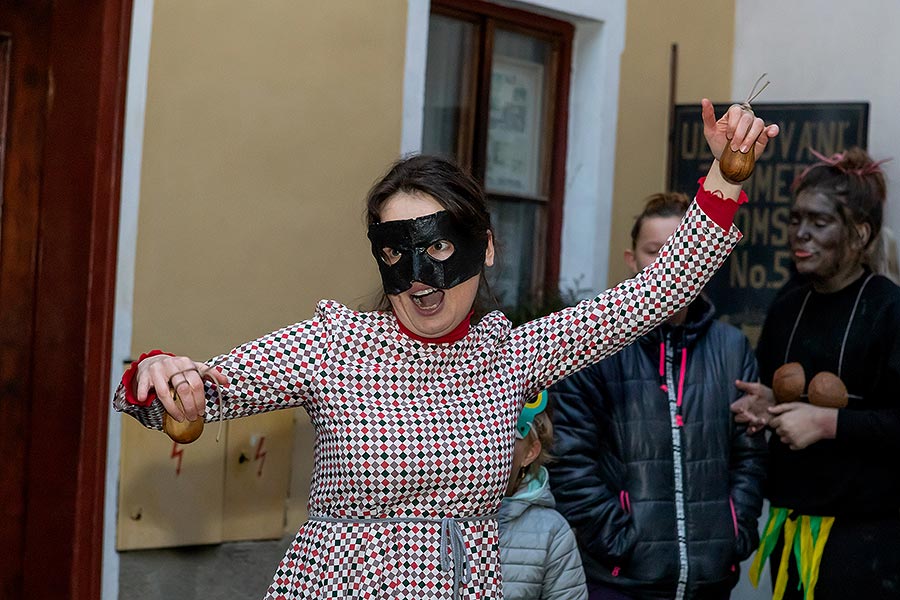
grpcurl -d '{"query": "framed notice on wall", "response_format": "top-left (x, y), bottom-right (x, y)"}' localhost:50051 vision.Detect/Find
top-left (668, 102), bottom-right (869, 336)
top-left (485, 55), bottom-right (544, 197)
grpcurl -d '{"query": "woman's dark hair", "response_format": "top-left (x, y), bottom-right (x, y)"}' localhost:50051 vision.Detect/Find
top-left (793, 147), bottom-right (887, 250)
top-left (366, 154), bottom-right (492, 231)
top-left (365, 155), bottom-right (499, 316)
top-left (630, 192), bottom-right (691, 248)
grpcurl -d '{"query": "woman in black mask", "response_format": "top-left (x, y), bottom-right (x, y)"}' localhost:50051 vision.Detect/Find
top-left (115, 100), bottom-right (777, 600)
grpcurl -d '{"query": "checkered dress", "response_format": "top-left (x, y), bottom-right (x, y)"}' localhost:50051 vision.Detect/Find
top-left (116, 203), bottom-right (740, 599)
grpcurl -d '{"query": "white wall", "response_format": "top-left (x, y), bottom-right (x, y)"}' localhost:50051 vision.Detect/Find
top-left (103, 1), bottom-right (154, 599)
top-left (730, 5), bottom-right (900, 598)
top-left (733, 0), bottom-right (900, 236)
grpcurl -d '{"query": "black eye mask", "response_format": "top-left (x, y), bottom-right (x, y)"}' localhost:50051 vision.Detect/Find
top-left (367, 211), bottom-right (488, 295)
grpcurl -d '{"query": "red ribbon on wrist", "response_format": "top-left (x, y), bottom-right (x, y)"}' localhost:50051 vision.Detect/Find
top-left (122, 350), bottom-right (174, 406)
top-left (696, 176), bottom-right (748, 230)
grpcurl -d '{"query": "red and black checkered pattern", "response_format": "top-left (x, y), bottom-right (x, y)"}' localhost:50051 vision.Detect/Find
top-left (116, 203), bottom-right (740, 599)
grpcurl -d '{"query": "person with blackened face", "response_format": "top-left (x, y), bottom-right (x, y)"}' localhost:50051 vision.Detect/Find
top-left (114, 101), bottom-right (777, 599)
top-left (732, 148), bottom-right (900, 599)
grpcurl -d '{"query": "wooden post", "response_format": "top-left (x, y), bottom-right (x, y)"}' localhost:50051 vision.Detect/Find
top-left (665, 43), bottom-right (679, 192)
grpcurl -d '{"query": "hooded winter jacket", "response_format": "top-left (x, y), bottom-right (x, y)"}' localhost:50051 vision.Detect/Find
top-left (499, 467), bottom-right (588, 600)
top-left (548, 298), bottom-right (767, 599)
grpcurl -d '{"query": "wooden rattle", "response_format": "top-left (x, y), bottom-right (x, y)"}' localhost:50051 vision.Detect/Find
top-left (807, 371), bottom-right (849, 409)
top-left (162, 388), bottom-right (205, 444)
top-left (771, 363), bottom-right (849, 409)
top-left (719, 73), bottom-right (770, 184)
top-left (160, 364), bottom-right (225, 444)
top-left (772, 362), bottom-right (805, 404)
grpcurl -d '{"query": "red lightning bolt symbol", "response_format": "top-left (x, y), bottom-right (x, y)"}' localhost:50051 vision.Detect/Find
top-left (171, 442), bottom-right (184, 476)
top-left (254, 436), bottom-right (267, 478)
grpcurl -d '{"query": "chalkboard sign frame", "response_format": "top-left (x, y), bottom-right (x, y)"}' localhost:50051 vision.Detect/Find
top-left (667, 102), bottom-right (869, 334)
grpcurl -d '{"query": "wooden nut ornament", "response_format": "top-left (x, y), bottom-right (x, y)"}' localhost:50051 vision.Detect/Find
top-left (719, 130), bottom-right (757, 184)
top-left (772, 362), bottom-right (805, 404)
top-left (719, 74), bottom-right (771, 184)
top-left (807, 371), bottom-right (849, 409)
top-left (162, 389), bottom-right (204, 444)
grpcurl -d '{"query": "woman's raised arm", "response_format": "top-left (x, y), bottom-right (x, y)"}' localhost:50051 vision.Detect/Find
top-left (509, 101), bottom-right (778, 394)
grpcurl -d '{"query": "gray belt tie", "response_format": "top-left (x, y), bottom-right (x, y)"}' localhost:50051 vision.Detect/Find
top-left (308, 513), bottom-right (497, 597)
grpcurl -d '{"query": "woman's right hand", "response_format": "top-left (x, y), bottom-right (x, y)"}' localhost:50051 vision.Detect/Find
top-left (731, 380), bottom-right (776, 434)
top-left (135, 354), bottom-right (229, 422)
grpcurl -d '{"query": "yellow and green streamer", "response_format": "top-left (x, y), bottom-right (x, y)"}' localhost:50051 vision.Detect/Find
top-left (749, 506), bottom-right (835, 600)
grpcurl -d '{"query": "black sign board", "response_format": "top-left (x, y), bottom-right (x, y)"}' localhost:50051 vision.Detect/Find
top-left (668, 102), bottom-right (869, 330)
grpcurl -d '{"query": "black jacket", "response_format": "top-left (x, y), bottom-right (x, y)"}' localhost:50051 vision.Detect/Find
top-left (548, 298), bottom-right (767, 599)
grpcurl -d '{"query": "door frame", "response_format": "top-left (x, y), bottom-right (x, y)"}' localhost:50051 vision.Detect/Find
top-left (0, 0), bottom-right (133, 597)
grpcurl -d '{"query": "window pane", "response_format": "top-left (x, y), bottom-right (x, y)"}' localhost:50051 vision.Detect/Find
top-left (488, 198), bottom-right (545, 308)
top-left (485, 29), bottom-right (553, 198)
top-left (422, 15), bottom-right (476, 163)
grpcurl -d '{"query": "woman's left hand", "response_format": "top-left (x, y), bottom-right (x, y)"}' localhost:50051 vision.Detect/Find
top-left (701, 99), bottom-right (780, 161)
top-left (732, 380), bottom-right (775, 434)
top-left (768, 402), bottom-right (838, 450)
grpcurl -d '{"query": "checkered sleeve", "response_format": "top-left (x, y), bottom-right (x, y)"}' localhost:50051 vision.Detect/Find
top-left (114, 311), bottom-right (329, 430)
top-left (509, 201), bottom-right (742, 395)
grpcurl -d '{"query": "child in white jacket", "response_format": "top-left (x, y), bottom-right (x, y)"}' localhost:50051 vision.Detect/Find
top-left (499, 391), bottom-right (588, 600)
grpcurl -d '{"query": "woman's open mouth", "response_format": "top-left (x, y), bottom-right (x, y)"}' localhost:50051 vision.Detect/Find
top-left (411, 287), bottom-right (445, 311)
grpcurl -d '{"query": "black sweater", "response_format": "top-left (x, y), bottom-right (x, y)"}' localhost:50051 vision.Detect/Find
top-left (757, 270), bottom-right (900, 517)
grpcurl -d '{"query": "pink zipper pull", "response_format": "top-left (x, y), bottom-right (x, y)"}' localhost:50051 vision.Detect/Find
top-left (659, 341), bottom-right (669, 391)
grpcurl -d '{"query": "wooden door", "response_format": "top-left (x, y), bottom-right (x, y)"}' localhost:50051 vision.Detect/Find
top-left (0, 1), bottom-right (132, 597)
top-left (0, 4), bottom-right (53, 596)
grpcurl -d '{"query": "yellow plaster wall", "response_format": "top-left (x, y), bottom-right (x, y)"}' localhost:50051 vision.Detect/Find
top-left (134, 0), bottom-right (407, 351)
top-left (609, 0), bottom-right (735, 283)
top-left (130, 0), bottom-right (408, 537)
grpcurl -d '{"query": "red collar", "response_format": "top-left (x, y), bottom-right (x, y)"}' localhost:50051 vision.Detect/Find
top-left (395, 310), bottom-right (473, 344)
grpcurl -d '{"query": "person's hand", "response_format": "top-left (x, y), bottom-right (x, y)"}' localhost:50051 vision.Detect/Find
top-left (135, 354), bottom-right (229, 422)
top-left (731, 380), bottom-right (775, 434)
top-left (768, 402), bottom-right (838, 450)
top-left (701, 99), bottom-right (779, 162)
